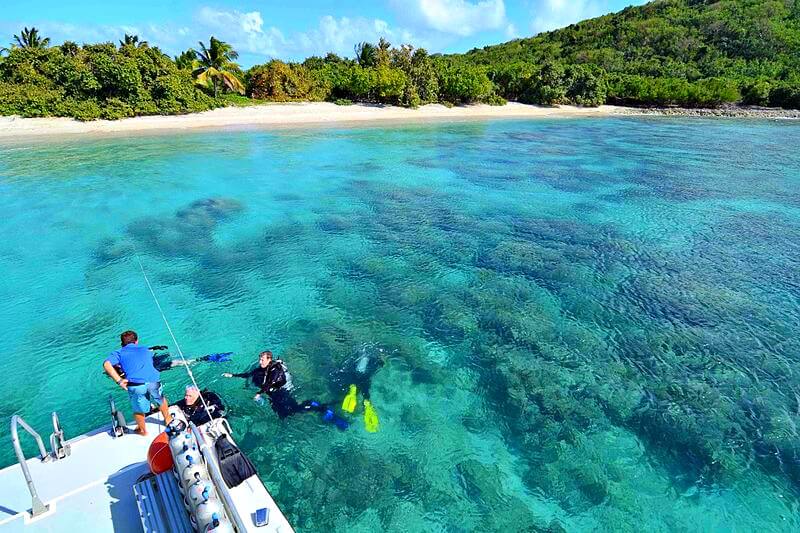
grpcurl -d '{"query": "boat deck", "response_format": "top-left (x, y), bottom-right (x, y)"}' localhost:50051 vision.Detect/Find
top-left (0, 408), bottom-right (294, 533)
top-left (0, 415), bottom-right (166, 532)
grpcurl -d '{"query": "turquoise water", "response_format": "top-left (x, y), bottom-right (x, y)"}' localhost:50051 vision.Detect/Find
top-left (1, 117), bottom-right (799, 532)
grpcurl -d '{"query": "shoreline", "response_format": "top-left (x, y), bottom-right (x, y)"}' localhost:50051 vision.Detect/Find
top-left (620, 105), bottom-right (800, 119)
top-left (0, 102), bottom-right (623, 139)
top-left (0, 102), bottom-right (797, 140)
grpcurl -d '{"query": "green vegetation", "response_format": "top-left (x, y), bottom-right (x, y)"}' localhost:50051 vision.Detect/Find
top-left (191, 37), bottom-right (245, 98)
top-left (13, 27), bottom-right (50, 49)
top-left (119, 34), bottom-right (147, 48)
top-left (0, 33), bottom-right (223, 120)
top-left (455, 0), bottom-right (800, 109)
top-left (241, 41), bottom-right (495, 108)
top-left (1, 0), bottom-right (798, 120)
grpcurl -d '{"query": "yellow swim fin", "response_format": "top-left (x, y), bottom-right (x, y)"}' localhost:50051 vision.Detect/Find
top-left (342, 385), bottom-right (358, 413)
top-left (363, 400), bottom-right (379, 433)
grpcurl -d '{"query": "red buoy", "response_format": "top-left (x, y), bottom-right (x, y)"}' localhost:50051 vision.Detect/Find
top-left (147, 431), bottom-right (174, 474)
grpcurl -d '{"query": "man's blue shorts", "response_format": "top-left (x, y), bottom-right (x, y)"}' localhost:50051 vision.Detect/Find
top-left (127, 382), bottom-right (164, 414)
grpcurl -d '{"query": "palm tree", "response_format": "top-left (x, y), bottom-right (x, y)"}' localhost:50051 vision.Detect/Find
top-left (376, 37), bottom-right (392, 66)
top-left (60, 41), bottom-right (80, 57)
top-left (193, 37), bottom-right (244, 97)
top-left (175, 49), bottom-right (197, 70)
top-left (120, 34), bottom-right (148, 48)
top-left (354, 42), bottom-right (377, 67)
top-left (12, 27), bottom-right (50, 49)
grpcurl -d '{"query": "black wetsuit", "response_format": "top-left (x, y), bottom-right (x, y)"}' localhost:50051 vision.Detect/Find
top-left (113, 350), bottom-right (179, 377)
top-left (175, 390), bottom-right (226, 426)
top-left (330, 353), bottom-right (384, 400)
top-left (232, 361), bottom-right (287, 395)
top-left (231, 361), bottom-right (322, 419)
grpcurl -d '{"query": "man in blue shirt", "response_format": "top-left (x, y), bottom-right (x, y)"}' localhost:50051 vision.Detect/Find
top-left (103, 330), bottom-right (172, 436)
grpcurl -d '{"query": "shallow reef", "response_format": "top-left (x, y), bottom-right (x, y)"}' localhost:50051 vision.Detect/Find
top-left (4, 119), bottom-right (800, 531)
top-left (298, 148), bottom-right (800, 530)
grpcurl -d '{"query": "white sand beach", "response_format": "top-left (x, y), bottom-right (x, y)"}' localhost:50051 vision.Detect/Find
top-left (0, 102), bottom-right (626, 138)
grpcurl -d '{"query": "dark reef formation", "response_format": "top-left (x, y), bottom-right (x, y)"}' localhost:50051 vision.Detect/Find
top-left (80, 120), bottom-right (800, 530)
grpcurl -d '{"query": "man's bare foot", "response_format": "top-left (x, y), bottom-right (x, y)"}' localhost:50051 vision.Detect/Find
top-left (135, 429), bottom-right (148, 437)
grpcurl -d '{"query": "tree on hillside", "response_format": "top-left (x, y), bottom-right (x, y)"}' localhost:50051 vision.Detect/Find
top-left (354, 42), bottom-right (377, 67)
top-left (324, 52), bottom-right (346, 64)
top-left (376, 37), bottom-right (392, 66)
top-left (175, 49), bottom-right (197, 70)
top-left (120, 34), bottom-right (148, 48)
top-left (12, 27), bottom-right (50, 49)
top-left (193, 37), bottom-right (244, 97)
top-left (60, 41), bottom-right (80, 57)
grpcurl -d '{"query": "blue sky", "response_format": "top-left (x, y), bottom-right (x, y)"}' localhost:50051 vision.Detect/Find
top-left (2, 1), bottom-right (646, 67)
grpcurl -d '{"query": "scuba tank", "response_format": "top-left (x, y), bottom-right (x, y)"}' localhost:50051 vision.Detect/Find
top-left (193, 497), bottom-right (223, 530)
top-left (173, 446), bottom-right (199, 476)
top-left (180, 455), bottom-right (208, 489)
top-left (277, 360), bottom-right (294, 392)
top-left (169, 431), bottom-right (195, 457)
top-left (203, 514), bottom-right (234, 533)
top-left (170, 439), bottom-right (191, 458)
top-left (186, 479), bottom-right (215, 509)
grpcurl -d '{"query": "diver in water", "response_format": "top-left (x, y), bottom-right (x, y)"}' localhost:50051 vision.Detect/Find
top-left (333, 343), bottom-right (386, 432)
top-left (223, 350), bottom-right (348, 430)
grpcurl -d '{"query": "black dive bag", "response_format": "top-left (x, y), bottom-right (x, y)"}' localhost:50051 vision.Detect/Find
top-left (214, 434), bottom-right (258, 488)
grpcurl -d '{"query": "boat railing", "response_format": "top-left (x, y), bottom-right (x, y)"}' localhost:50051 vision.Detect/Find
top-left (109, 396), bottom-right (127, 438)
top-left (10, 414), bottom-right (51, 517)
top-left (190, 421), bottom-right (248, 532)
top-left (49, 411), bottom-right (71, 460)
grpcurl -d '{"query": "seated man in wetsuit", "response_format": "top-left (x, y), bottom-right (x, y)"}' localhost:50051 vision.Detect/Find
top-left (175, 385), bottom-right (226, 426)
top-left (223, 350), bottom-right (348, 429)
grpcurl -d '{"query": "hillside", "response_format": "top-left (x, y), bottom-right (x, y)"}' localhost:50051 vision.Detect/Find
top-left (1, 0), bottom-right (799, 121)
top-left (450, 0), bottom-right (800, 108)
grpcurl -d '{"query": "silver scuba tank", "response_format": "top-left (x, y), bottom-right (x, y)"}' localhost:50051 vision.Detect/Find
top-left (203, 514), bottom-right (234, 533)
top-left (277, 360), bottom-right (294, 391)
top-left (193, 497), bottom-right (223, 530)
top-left (169, 431), bottom-right (195, 456)
top-left (186, 478), bottom-right (215, 509)
top-left (173, 446), bottom-right (199, 476)
top-left (180, 455), bottom-right (208, 488)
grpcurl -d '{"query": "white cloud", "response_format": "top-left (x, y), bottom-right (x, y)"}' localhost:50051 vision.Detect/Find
top-left (193, 8), bottom-right (420, 59)
top-left (531, 0), bottom-right (607, 34)
top-left (196, 7), bottom-right (286, 57)
top-left (16, 21), bottom-right (190, 50)
top-left (505, 23), bottom-right (518, 39)
top-left (29, 22), bottom-right (130, 44)
top-left (3, 7), bottom-right (425, 64)
top-left (393, 0), bottom-right (507, 37)
top-left (295, 15), bottom-right (418, 57)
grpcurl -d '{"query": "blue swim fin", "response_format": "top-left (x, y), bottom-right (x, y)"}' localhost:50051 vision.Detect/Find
top-left (322, 409), bottom-right (349, 431)
top-left (204, 352), bottom-right (233, 363)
